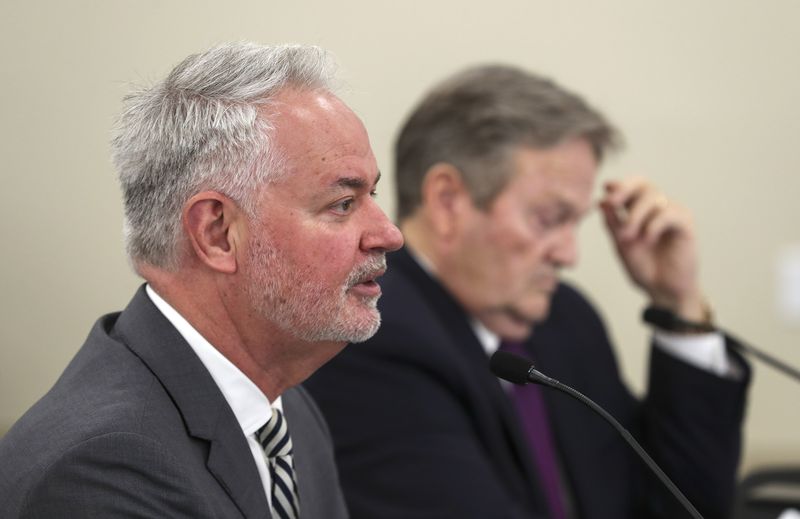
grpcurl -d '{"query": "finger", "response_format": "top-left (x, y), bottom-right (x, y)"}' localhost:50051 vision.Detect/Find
top-left (599, 201), bottom-right (633, 260)
top-left (619, 190), bottom-right (669, 242)
top-left (601, 176), bottom-right (650, 208)
top-left (599, 199), bottom-right (624, 232)
top-left (599, 201), bottom-right (625, 248)
top-left (642, 204), bottom-right (693, 245)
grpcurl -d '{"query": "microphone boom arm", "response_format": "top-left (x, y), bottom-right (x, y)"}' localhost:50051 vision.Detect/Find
top-left (529, 367), bottom-right (704, 519)
top-left (491, 351), bottom-right (705, 519)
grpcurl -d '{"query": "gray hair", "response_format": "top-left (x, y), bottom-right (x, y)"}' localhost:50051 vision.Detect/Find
top-left (111, 42), bottom-right (336, 270)
top-left (394, 64), bottom-right (621, 221)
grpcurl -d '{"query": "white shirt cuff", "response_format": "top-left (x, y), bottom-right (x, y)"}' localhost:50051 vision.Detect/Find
top-left (653, 330), bottom-right (732, 377)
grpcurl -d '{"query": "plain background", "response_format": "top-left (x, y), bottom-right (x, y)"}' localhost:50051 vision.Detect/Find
top-left (1, 0), bottom-right (798, 477)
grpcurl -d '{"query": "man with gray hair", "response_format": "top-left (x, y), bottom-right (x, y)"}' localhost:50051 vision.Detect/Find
top-left (0, 42), bottom-right (402, 517)
top-left (306, 65), bottom-right (750, 518)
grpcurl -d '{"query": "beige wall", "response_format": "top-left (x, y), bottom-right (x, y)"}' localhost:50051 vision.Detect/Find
top-left (2, 0), bottom-right (798, 476)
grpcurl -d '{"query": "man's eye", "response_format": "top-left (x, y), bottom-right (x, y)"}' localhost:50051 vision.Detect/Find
top-left (333, 198), bottom-right (355, 214)
top-left (538, 213), bottom-right (559, 229)
top-left (531, 207), bottom-right (574, 230)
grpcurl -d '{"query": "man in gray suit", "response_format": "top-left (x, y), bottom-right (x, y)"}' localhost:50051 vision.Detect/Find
top-left (0, 42), bottom-right (403, 518)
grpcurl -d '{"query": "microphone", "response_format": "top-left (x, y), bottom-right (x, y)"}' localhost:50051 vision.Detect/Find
top-left (490, 350), bottom-right (705, 519)
top-left (643, 306), bottom-right (800, 383)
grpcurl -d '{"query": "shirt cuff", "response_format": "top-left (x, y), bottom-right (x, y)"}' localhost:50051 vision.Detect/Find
top-left (653, 330), bottom-right (732, 377)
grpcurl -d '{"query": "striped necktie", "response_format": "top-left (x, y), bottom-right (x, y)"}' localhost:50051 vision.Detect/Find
top-left (258, 408), bottom-right (300, 519)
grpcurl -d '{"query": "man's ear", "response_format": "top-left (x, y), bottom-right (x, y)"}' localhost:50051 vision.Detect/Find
top-left (182, 191), bottom-right (243, 274)
top-left (420, 163), bottom-right (473, 238)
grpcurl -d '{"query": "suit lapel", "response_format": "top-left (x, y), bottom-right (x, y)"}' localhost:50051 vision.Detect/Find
top-left (526, 282), bottom-right (616, 518)
top-left (205, 433), bottom-right (272, 519)
top-left (391, 248), bottom-right (546, 511)
top-left (111, 286), bottom-right (271, 519)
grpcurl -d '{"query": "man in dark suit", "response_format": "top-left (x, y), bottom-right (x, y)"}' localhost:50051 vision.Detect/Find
top-left (0, 42), bottom-right (403, 517)
top-left (305, 65), bottom-right (750, 518)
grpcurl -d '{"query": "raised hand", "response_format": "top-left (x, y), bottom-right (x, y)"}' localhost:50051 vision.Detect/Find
top-left (599, 176), bottom-right (708, 321)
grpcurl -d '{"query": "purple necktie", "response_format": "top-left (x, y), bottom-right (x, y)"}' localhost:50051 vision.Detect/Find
top-left (500, 340), bottom-right (567, 519)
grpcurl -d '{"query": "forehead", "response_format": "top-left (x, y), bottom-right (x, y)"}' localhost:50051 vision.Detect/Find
top-left (503, 139), bottom-right (598, 207)
top-left (268, 89), bottom-right (375, 175)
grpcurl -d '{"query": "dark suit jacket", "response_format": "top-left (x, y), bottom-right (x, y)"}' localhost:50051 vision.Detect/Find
top-left (0, 286), bottom-right (348, 518)
top-left (305, 247), bottom-right (750, 519)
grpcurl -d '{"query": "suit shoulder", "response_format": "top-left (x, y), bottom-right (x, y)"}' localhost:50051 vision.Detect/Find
top-left (5, 432), bottom-right (208, 517)
top-left (0, 316), bottom-right (182, 493)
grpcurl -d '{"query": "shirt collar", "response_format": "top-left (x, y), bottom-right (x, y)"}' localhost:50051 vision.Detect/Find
top-left (470, 317), bottom-right (501, 357)
top-left (145, 284), bottom-right (276, 436)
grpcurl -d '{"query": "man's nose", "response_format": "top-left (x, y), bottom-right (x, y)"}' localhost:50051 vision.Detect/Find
top-left (548, 224), bottom-right (579, 268)
top-left (360, 199), bottom-right (404, 253)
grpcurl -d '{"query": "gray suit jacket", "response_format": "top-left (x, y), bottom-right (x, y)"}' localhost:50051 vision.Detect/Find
top-left (0, 286), bottom-right (349, 518)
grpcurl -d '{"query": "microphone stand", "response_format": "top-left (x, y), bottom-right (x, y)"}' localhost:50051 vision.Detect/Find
top-left (491, 350), bottom-right (705, 519)
top-left (643, 306), bottom-right (800, 383)
top-left (722, 333), bottom-right (800, 382)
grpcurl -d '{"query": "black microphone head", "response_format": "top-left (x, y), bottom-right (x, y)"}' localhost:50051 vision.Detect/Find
top-left (490, 351), bottom-right (533, 385)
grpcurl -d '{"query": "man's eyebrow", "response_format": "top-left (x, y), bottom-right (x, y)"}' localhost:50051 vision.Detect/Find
top-left (333, 171), bottom-right (381, 190)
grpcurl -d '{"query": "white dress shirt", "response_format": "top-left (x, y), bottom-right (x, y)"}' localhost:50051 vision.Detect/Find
top-left (145, 285), bottom-right (277, 507)
top-left (407, 246), bottom-right (733, 377)
top-left (471, 317), bottom-right (732, 377)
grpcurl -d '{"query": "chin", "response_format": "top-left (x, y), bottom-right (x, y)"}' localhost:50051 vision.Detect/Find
top-left (518, 298), bottom-right (552, 323)
top-left (495, 305), bottom-right (551, 341)
top-left (484, 317), bottom-right (534, 342)
top-left (342, 308), bottom-right (382, 343)
top-left (504, 326), bottom-right (535, 342)
top-left (533, 305), bottom-right (552, 322)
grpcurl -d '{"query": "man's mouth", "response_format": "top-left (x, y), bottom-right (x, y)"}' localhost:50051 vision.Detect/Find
top-left (350, 264), bottom-right (385, 284)
top-left (347, 258), bottom-right (387, 298)
top-left (349, 272), bottom-right (383, 297)
top-left (532, 272), bottom-right (559, 294)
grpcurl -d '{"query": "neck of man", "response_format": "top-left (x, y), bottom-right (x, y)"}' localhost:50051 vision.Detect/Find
top-left (140, 263), bottom-right (346, 402)
top-left (400, 216), bottom-right (444, 274)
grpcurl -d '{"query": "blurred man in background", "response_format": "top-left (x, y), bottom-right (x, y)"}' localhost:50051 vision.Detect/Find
top-left (306, 65), bottom-right (750, 519)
